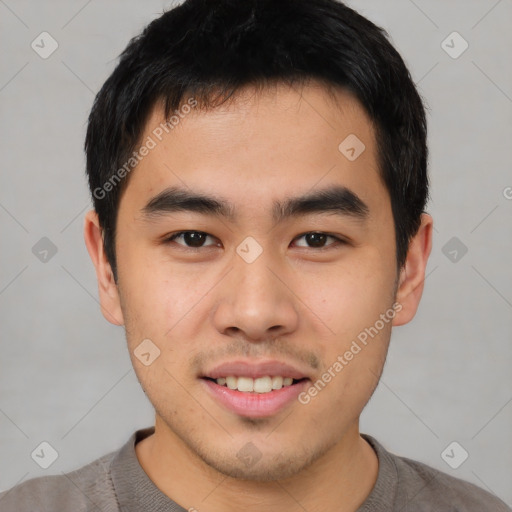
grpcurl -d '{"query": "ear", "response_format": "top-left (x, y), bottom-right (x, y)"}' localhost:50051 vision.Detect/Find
top-left (83, 210), bottom-right (124, 326)
top-left (392, 213), bottom-right (433, 326)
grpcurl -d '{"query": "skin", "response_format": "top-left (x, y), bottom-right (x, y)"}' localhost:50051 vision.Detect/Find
top-left (84, 81), bottom-right (432, 512)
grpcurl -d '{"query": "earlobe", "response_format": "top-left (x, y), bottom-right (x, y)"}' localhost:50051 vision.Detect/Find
top-left (83, 210), bottom-right (124, 326)
top-left (392, 213), bottom-right (433, 326)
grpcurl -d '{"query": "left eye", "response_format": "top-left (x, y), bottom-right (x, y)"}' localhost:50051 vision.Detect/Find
top-left (293, 232), bottom-right (342, 249)
top-left (165, 231), bottom-right (343, 250)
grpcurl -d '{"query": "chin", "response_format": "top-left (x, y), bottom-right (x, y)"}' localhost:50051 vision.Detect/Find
top-left (197, 442), bottom-right (329, 482)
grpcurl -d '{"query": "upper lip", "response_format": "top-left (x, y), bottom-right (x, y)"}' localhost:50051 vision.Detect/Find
top-left (202, 360), bottom-right (311, 380)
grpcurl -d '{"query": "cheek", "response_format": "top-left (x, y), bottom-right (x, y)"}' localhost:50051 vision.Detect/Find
top-left (298, 251), bottom-right (395, 337)
top-left (304, 316), bottom-right (392, 419)
top-left (118, 254), bottom-right (213, 378)
top-left (298, 250), bottom-right (395, 398)
top-left (116, 240), bottom-right (179, 331)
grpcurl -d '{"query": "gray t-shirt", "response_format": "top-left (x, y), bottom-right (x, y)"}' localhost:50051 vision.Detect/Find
top-left (0, 426), bottom-right (510, 511)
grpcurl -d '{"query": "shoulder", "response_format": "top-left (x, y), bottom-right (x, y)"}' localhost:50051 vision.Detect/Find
top-left (0, 450), bottom-right (118, 512)
top-left (364, 435), bottom-right (511, 511)
top-left (396, 454), bottom-right (510, 511)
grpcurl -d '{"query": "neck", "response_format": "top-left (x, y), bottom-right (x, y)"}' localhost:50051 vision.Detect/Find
top-left (135, 418), bottom-right (378, 512)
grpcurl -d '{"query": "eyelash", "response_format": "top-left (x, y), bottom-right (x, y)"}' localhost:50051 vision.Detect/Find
top-left (163, 231), bottom-right (347, 251)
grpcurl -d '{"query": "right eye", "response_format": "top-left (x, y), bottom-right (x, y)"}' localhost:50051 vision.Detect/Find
top-left (163, 231), bottom-right (219, 249)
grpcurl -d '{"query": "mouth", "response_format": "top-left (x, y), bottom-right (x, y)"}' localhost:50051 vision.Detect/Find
top-left (199, 360), bottom-right (312, 418)
top-left (200, 376), bottom-right (310, 418)
top-left (202, 375), bottom-right (308, 393)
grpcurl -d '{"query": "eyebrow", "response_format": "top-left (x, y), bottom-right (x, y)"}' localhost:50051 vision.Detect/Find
top-left (141, 185), bottom-right (369, 224)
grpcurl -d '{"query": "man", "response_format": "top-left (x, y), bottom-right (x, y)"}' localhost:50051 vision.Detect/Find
top-left (1, 0), bottom-right (510, 510)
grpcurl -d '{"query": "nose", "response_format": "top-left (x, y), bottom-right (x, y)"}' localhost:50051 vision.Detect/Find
top-left (211, 244), bottom-right (300, 342)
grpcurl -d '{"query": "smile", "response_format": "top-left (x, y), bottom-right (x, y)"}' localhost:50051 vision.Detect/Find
top-left (209, 375), bottom-right (304, 393)
top-left (201, 376), bottom-right (310, 418)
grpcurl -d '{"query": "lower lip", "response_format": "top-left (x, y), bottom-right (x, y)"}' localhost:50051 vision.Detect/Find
top-left (201, 378), bottom-right (310, 418)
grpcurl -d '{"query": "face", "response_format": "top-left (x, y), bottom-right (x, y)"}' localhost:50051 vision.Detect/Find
top-left (86, 81), bottom-right (430, 481)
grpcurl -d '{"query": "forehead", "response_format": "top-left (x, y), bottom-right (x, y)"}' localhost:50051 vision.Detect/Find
top-left (120, 81), bottom-right (387, 219)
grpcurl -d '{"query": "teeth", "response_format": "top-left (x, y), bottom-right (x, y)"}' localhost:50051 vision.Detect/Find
top-left (226, 376), bottom-right (237, 389)
top-left (215, 375), bottom-right (298, 393)
top-left (271, 376), bottom-right (283, 389)
top-left (253, 376), bottom-right (272, 393)
top-left (237, 376), bottom-right (254, 392)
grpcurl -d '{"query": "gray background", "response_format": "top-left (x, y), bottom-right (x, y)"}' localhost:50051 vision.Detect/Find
top-left (1, 0), bottom-right (511, 506)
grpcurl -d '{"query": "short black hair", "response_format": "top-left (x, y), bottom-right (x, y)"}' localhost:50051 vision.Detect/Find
top-left (85, 0), bottom-right (429, 282)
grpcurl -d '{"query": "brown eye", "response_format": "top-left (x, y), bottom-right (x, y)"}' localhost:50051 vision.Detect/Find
top-left (166, 231), bottom-right (217, 248)
top-left (293, 232), bottom-right (342, 249)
